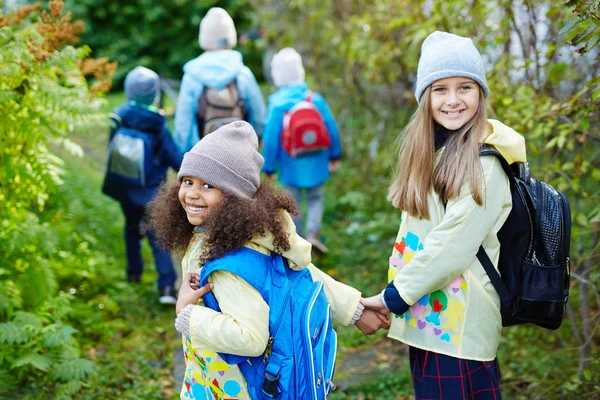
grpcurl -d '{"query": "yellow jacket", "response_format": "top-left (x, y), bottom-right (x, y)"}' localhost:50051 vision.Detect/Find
top-left (180, 212), bottom-right (361, 399)
top-left (385, 119), bottom-right (526, 361)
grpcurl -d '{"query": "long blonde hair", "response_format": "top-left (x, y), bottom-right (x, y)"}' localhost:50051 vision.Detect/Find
top-left (388, 86), bottom-right (488, 219)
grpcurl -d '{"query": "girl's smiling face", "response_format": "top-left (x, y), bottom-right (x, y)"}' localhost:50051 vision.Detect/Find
top-left (178, 176), bottom-right (225, 226)
top-left (430, 77), bottom-right (480, 131)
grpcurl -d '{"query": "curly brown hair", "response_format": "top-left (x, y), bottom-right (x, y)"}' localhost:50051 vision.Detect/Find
top-left (144, 180), bottom-right (298, 263)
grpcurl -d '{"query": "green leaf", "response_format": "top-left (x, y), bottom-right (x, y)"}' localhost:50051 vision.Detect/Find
top-left (0, 322), bottom-right (29, 345)
top-left (49, 359), bottom-right (96, 382)
top-left (576, 213), bottom-right (588, 226)
top-left (581, 116), bottom-right (589, 130)
top-left (558, 18), bottom-right (581, 36)
top-left (43, 325), bottom-right (77, 348)
top-left (11, 353), bottom-right (53, 372)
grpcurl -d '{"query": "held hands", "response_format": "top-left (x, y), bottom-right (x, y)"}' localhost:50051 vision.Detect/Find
top-left (361, 293), bottom-right (390, 316)
top-left (328, 160), bottom-right (340, 173)
top-left (176, 273), bottom-right (213, 315)
top-left (354, 296), bottom-right (391, 335)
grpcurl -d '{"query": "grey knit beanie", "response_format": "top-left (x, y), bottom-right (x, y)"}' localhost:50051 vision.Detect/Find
top-left (177, 121), bottom-right (263, 198)
top-left (124, 66), bottom-right (160, 105)
top-left (415, 31), bottom-right (490, 103)
top-left (199, 7), bottom-right (237, 50)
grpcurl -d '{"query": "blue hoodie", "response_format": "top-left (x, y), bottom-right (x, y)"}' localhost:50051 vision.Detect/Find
top-left (174, 50), bottom-right (266, 152)
top-left (102, 102), bottom-right (182, 206)
top-left (262, 83), bottom-right (341, 189)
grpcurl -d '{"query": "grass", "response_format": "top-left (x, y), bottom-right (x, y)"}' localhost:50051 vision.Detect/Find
top-left (47, 145), bottom-right (180, 399)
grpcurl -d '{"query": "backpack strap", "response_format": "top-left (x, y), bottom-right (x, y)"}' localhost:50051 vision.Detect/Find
top-left (198, 248), bottom-right (289, 365)
top-left (440, 147), bottom-right (514, 303)
top-left (475, 246), bottom-right (511, 300)
top-left (476, 147), bottom-right (515, 303)
top-left (306, 91), bottom-right (314, 103)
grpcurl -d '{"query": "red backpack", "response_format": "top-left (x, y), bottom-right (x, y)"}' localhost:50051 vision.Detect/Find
top-left (281, 92), bottom-right (331, 158)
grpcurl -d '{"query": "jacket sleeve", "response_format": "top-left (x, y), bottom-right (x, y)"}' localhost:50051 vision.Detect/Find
top-left (188, 270), bottom-right (269, 357)
top-left (261, 102), bottom-right (284, 175)
top-left (307, 264), bottom-right (362, 326)
top-left (239, 66), bottom-right (266, 137)
top-left (159, 126), bottom-right (183, 171)
top-left (312, 93), bottom-right (341, 160)
top-left (174, 73), bottom-right (202, 153)
top-left (384, 156), bottom-right (510, 314)
top-left (108, 112), bottom-right (121, 140)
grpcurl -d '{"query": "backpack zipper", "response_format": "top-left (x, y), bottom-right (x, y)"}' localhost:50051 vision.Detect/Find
top-left (264, 265), bottom-right (303, 363)
top-left (302, 280), bottom-right (325, 399)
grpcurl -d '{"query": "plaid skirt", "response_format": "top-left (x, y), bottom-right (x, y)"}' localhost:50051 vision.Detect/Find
top-left (409, 347), bottom-right (502, 400)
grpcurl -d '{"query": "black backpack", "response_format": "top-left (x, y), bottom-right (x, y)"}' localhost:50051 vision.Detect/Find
top-left (478, 147), bottom-right (571, 330)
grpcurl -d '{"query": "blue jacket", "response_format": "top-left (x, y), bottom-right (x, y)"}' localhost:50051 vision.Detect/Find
top-left (174, 50), bottom-right (266, 152)
top-left (262, 83), bottom-right (341, 189)
top-left (102, 102), bottom-right (182, 206)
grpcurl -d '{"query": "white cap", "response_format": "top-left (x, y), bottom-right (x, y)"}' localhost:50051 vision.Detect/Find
top-left (270, 47), bottom-right (306, 87)
top-left (199, 7), bottom-right (237, 50)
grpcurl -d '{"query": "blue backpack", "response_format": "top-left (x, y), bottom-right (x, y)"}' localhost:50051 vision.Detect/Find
top-left (105, 126), bottom-right (156, 188)
top-left (200, 248), bottom-right (337, 399)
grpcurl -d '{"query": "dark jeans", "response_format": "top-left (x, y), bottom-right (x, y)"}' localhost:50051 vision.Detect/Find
top-left (121, 202), bottom-right (177, 289)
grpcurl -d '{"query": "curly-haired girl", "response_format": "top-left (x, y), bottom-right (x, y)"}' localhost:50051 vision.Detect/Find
top-left (145, 121), bottom-right (389, 399)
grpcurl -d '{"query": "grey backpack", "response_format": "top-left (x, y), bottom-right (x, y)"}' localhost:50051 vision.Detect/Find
top-left (196, 80), bottom-right (246, 138)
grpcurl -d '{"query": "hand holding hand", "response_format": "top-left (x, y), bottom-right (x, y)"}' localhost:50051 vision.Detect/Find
top-left (328, 160), bottom-right (340, 173)
top-left (354, 307), bottom-right (391, 335)
top-left (361, 294), bottom-right (390, 316)
top-left (176, 273), bottom-right (213, 315)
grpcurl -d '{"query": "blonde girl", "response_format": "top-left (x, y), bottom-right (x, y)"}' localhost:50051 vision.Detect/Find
top-left (362, 31), bottom-right (527, 399)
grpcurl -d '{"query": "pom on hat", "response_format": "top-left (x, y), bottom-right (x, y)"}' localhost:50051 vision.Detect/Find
top-left (178, 121), bottom-right (264, 198)
top-left (270, 47), bottom-right (306, 87)
top-left (199, 7), bottom-right (237, 51)
top-left (124, 66), bottom-right (160, 105)
top-left (414, 31), bottom-right (490, 103)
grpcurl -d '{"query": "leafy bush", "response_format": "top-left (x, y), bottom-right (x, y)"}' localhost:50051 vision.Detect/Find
top-left (60, 0), bottom-right (264, 84)
top-left (0, 1), bottom-right (115, 395)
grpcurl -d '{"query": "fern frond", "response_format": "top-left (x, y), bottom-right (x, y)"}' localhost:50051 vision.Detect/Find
top-left (21, 258), bottom-right (57, 309)
top-left (41, 293), bottom-right (73, 322)
top-left (55, 380), bottom-right (84, 399)
top-left (11, 352), bottom-right (53, 371)
top-left (0, 322), bottom-right (29, 345)
top-left (12, 311), bottom-right (44, 327)
top-left (0, 367), bottom-right (17, 394)
top-left (48, 358), bottom-right (96, 382)
top-left (42, 325), bottom-right (77, 348)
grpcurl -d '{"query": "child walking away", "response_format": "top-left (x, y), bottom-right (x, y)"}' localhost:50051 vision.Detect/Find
top-left (102, 66), bottom-right (182, 305)
top-left (145, 121), bottom-right (389, 399)
top-left (361, 31), bottom-right (529, 399)
top-left (262, 48), bottom-right (342, 254)
top-left (174, 7), bottom-right (266, 152)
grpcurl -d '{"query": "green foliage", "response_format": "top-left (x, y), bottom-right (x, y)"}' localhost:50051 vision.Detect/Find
top-left (0, 1), bottom-right (111, 395)
top-left (60, 0), bottom-right (263, 83)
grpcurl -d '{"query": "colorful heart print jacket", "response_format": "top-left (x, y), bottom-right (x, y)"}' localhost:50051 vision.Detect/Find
top-left (384, 120), bottom-right (526, 361)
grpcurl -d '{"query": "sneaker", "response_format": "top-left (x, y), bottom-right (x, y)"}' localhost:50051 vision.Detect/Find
top-left (307, 233), bottom-right (329, 254)
top-left (159, 286), bottom-right (177, 305)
